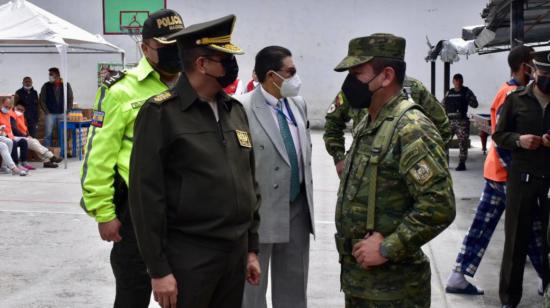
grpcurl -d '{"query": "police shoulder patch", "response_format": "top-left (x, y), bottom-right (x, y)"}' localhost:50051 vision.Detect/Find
top-left (150, 91), bottom-right (174, 105)
top-left (103, 70), bottom-right (126, 88)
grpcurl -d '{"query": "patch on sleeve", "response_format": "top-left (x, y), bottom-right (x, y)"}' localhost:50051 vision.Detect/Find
top-left (236, 130), bottom-right (252, 148)
top-left (409, 159), bottom-right (434, 185)
top-left (131, 100), bottom-right (146, 109)
top-left (327, 92), bottom-right (345, 114)
top-left (91, 111), bottom-right (105, 128)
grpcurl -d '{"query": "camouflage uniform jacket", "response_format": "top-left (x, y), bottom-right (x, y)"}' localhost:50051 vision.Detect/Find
top-left (323, 77), bottom-right (451, 164)
top-left (335, 94), bottom-right (455, 300)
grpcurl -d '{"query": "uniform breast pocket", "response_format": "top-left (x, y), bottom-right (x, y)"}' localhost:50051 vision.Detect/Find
top-left (344, 156), bottom-right (370, 201)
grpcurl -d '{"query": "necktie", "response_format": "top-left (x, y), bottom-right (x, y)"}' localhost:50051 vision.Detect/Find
top-left (276, 100), bottom-right (300, 202)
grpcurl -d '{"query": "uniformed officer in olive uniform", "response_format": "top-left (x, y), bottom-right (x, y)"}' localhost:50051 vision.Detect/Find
top-left (333, 33), bottom-right (455, 307)
top-left (493, 50), bottom-right (550, 308)
top-left (129, 15), bottom-right (261, 308)
top-left (323, 78), bottom-right (451, 176)
top-left (80, 9), bottom-right (183, 307)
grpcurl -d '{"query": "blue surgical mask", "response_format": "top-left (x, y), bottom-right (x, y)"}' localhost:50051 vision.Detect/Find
top-left (1, 107), bottom-right (9, 114)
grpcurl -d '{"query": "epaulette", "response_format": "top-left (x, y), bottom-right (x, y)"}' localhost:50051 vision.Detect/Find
top-left (150, 90), bottom-right (175, 105)
top-left (103, 70), bottom-right (126, 88)
top-left (507, 86), bottom-right (525, 96)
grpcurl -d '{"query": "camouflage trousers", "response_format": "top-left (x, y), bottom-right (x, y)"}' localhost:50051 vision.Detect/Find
top-left (450, 119), bottom-right (470, 163)
top-left (345, 293), bottom-right (430, 308)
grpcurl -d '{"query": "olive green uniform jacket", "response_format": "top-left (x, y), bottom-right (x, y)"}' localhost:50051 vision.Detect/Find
top-left (128, 75), bottom-right (261, 278)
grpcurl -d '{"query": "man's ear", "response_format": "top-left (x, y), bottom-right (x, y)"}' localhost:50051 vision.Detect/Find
top-left (196, 57), bottom-right (207, 74)
top-left (382, 67), bottom-right (395, 87)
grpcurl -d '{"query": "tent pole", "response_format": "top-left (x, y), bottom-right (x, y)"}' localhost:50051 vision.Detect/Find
top-left (58, 46), bottom-right (69, 169)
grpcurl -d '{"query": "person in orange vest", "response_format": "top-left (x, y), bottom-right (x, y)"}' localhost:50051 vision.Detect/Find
top-left (445, 46), bottom-right (545, 296)
top-left (12, 103), bottom-right (62, 168)
top-left (0, 97), bottom-right (33, 172)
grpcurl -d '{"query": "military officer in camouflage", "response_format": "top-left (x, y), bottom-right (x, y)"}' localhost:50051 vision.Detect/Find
top-left (333, 33), bottom-right (456, 307)
top-left (324, 75), bottom-right (450, 176)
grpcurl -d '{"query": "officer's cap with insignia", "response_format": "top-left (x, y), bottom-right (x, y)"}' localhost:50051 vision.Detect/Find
top-left (141, 9), bottom-right (185, 45)
top-left (533, 50), bottom-right (550, 72)
top-left (334, 33), bottom-right (406, 72)
top-left (165, 14), bottom-right (244, 55)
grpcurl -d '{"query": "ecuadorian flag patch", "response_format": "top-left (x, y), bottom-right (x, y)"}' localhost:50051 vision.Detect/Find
top-left (91, 111), bottom-right (105, 128)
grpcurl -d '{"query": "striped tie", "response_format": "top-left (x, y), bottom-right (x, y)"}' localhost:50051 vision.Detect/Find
top-left (276, 100), bottom-right (301, 202)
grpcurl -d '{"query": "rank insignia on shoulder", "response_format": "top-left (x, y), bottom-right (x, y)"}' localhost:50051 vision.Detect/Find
top-left (103, 71), bottom-right (126, 88)
top-left (409, 159), bottom-right (434, 185)
top-left (91, 111), bottom-right (105, 128)
top-left (152, 91), bottom-right (173, 104)
top-left (235, 130), bottom-right (252, 148)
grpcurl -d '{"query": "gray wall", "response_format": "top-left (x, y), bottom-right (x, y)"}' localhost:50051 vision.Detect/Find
top-left (0, 0), bottom-right (511, 126)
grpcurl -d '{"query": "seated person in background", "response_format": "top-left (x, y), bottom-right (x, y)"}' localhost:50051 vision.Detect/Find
top-left (11, 103), bottom-right (62, 168)
top-left (0, 97), bottom-right (33, 171)
top-left (0, 126), bottom-right (27, 176)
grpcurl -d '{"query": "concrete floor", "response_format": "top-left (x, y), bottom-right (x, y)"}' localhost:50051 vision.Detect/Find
top-left (0, 131), bottom-right (543, 308)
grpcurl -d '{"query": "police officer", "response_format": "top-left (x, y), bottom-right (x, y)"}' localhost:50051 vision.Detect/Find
top-left (80, 9), bottom-right (184, 307)
top-left (323, 77), bottom-right (450, 176)
top-left (128, 15), bottom-right (261, 308)
top-left (493, 50), bottom-right (550, 308)
top-left (333, 33), bottom-right (455, 307)
top-left (442, 73), bottom-right (479, 171)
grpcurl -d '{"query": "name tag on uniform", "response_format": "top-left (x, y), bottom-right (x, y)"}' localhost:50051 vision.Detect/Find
top-left (236, 130), bottom-right (252, 148)
top-left (91, 111), bottom-right (105, 128)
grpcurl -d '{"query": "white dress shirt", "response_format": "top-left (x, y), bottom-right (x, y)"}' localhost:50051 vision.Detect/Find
top-left (260, 85), bottom-right (304, 182)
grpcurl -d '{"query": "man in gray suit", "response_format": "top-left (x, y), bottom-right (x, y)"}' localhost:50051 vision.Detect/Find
top-left (237, 46), bottom-right (315, 308)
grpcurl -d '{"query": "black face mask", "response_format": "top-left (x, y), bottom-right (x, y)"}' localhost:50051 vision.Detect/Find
top-left (537, 75), bottom-right (550, 95)
top-left (341, 73), bottom-right (380, 109)
top-left (208, 56), bottom-right (239, 88)
top-left (154, 44), bottom-right (181, 74)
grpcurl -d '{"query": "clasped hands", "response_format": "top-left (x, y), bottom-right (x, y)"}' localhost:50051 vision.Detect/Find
top-left (351, 231), bottom-right (388, 270)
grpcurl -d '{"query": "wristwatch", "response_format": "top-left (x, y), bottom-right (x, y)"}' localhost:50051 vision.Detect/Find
top-left (515, 138), bottom-right (522, 149)
top-left (379, 243), bottom-right (389, 258)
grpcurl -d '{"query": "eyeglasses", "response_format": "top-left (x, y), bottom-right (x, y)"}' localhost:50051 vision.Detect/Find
top-left (276, 67), bottom-right (297, 77)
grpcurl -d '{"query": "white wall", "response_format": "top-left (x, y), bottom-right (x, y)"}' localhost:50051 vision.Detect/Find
top-left (0, 0), bottom-right (511, 126)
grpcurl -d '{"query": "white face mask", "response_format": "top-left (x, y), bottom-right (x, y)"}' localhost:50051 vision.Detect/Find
top-left (273, 71), bottom-right (302, 98)
top-left (15, 110), bottom-right (23, 117)
top-left (23, 85), bottom-right (32, 90)
top-left (49, 76), bottom-right (56, 83)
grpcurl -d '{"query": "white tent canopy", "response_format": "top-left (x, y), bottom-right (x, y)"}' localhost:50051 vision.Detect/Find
top-left (0, 0), bottom-right (125, 168)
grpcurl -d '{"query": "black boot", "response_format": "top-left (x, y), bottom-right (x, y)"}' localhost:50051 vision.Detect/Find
top-left (455, 162), bottom-right (466, 171)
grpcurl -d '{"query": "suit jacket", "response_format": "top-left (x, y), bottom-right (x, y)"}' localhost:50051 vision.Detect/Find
top-left (237, 87), bottom-right (315, 243)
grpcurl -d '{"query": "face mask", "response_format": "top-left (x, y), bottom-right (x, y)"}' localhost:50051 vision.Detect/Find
top-left (273, 72), bottom-right (302, 97)
top-left (341, 73), bottom-right (381, 109)
top-left (537, 75), bottom-right (550, 95)
top-left (49, 76), bottom-right (56, 83)
top-left (23, 85), bottom-right (32, 90)
top-left (1, 107), bottom-right (9, 114)
top-left (207, 56), bottom-right (239, 88)
top-left (154, 44), bottom-right (181, 74)
top-left (15, 110), bottom-right (23, 116)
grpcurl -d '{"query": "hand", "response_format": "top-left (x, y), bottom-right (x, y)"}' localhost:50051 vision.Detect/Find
top-left (246, 252), bottom-right (261, 285)
top-left (519, 134), bottom-right (542, 150)
top-left (352, 232), bottom-right (388, 269)
top-left (335, 160), bottom-right (345, 177)
top-left (152, 274), bottom-right (178, 308)
top-left (543, 134), bottom-right (550, 148)
top-left (98, 218), bottom-right (122, 242)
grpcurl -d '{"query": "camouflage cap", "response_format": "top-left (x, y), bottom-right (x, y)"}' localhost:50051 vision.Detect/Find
top-left (334, 33), bottom-right (406, 72)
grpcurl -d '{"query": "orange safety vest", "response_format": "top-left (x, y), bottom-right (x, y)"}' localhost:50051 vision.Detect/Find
top-left (12, 111), bottom-right (28, 136)
top-left (0, 110), bottom-right (14, 139)
top-left (483, 81), bottom-right (518, 182)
